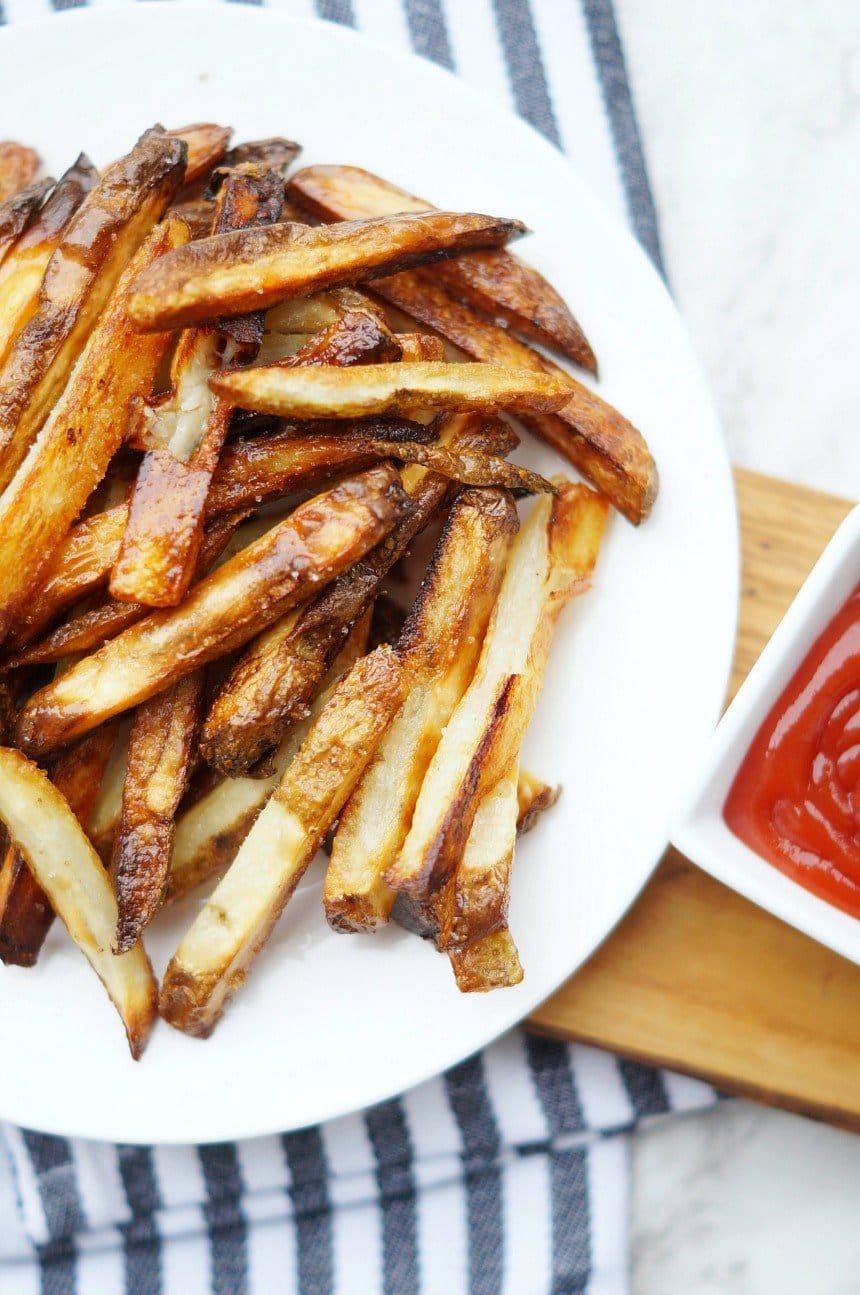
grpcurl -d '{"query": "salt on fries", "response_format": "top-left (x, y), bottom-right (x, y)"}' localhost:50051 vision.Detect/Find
top-left (0, 123), bottom-right (642, 1054)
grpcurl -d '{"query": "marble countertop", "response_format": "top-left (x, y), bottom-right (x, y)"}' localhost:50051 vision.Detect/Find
top-left (614, 0), bottom-right (860, 1289)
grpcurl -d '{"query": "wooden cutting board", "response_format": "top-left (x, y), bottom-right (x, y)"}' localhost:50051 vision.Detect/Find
top-left (527, 467), bottom-right (860, 1131)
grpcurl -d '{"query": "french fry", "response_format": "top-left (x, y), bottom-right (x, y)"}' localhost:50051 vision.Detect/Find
top-left (325, 487), bottom-right (519, 932)
top-left (111, 167), bottom-right (286, 608)
top-left (160, 646), bottom-right (404, 1037)
top-left (111, 672), bottom-right (203, 952)
top-left (166, 123), bottom-right (232, 184)
top-left (16, 465), bottom-right (410, 756)
top-left (367, 270), bottom-right (657, 523)
top-left (385, 482), bottom-right (608, 898)
top-left (395, 332), bottom-right (445, 362)
top-left (516, 769), bottom-right (560, 834)
top-left (0, 156), bottom-right (97, 365)
top-left (210, 361), bottom-right (570, 421)
top-left (0, 142), bottom-right (40, 204)
top-left (128, 210), bottom-right (528, 330)
top-left (212, 136), bottom-right (301, 181)
top-left (166, 611), bottom-right (371, 905)
top-left (8, 510), bottom-right (246, 666)
top-left (0, 748), bottom-right (158, 1056)
top-left (0, 217), bottom-right (188, 641)
top-left (0, 128), bottom-right (186, 495)
top-left (448, 928), bottom-right (523, 992)
top-left (0, 724), bottom-right (117, 966)
top-left (87, 720), bottom-right (132, 863)
top-left (287, 164), bottom-right (597, 371)
top-left (0, 178), bottom-right (52, 264)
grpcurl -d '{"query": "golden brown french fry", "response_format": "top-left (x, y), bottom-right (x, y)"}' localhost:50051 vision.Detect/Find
top-left (0, 128), bottom-right (186, 495)
top-left (166, 123), bottom-right (232, 184)
top-left (0, 748), bottom-right (157, 1056)
top-left (325, 487), bottom-right (519, 931)
top-left (8, 511), bottom-right (254, 667)
top-left (368, 269), bottom-right (657, 524)
top-left (166, 611), bottom-right (371, 905)
top-left (0, 177), bottom-right (52, 264)
top-left (112, 673), bottom-right (203, 952)
top-left (210, 360), bottom-right (570, 420)
top-left (395, 332), bottom-right (445, 361)
top-left (111, 165), bottom-right (288, 608)
top-left (0, 217), bottom-right (187, 641)
top-left (0, 156), bottom-right (97, 365)
top-left (448, 928), bottom-right (523, 992)
top-left (128, 210), bottom-right (528, 330)
top-left (287, 164), bottom-right (597, 371)
top-left (516, 768), bottom-right (560, 834)
top-left (386, 482), bottom-right (608, 899)
top-left (160, 646), bottom-right (404, 1037)
top-left (0, 724), bottom-right (117, 967)
top-left (0, 142), bottom-right (40, 204)
top-left (16, 465), bottom-right (409, 756)
top-left (87, 720), bottom-right (132, 863)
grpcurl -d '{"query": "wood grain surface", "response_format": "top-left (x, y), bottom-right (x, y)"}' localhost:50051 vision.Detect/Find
top-left (527, 467), bottom-right (860, 1129)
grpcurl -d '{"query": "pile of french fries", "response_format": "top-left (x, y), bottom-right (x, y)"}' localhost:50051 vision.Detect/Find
top-left (0, 125), bottom-right (656, 1056)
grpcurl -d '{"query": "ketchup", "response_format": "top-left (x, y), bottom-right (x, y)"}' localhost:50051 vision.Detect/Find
top-left (724, 586), bottom-right (860, 918)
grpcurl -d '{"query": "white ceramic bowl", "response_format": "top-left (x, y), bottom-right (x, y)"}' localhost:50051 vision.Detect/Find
top-left (673, 503), bottom-right (860, 966)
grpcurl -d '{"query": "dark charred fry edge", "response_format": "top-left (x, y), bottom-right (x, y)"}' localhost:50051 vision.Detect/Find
top-left (213, 165), bottom-right (286, 347)
top-left (0, 178), bottom-right (53, 262)
top-left (128, 211), bottom-right (529, 331)
top-left (112, 673), bottom-right (203, 952)
top-left (205, 137), bottom-right (302, 197)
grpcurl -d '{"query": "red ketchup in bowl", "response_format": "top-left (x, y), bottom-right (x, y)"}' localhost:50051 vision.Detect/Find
top-left (724, 585), bottom-right (860, 918)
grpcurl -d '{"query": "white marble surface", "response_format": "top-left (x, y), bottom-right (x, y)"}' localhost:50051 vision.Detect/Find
top-left (614, 1), bottom-right (860, 1290)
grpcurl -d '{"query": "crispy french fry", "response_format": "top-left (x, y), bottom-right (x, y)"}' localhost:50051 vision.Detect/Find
top-left (128, 210), bottom-right (528, 330)
top-left (210, 361), bottom-right (570, 421)
top-left (0, 156), bottom-right (97, 365)
top-left (0, 724), bottom-right (117, 966)
top-left (87, 720), bottom-right (132, 863)
top-left (516, 768), bottom-right (560, 834)
top-left (367, 270), bottom-right (657, 523)
top-left (325, 487), bottom-right (518, 931)
top-left (0, 178), bottom-right (52, 264)
top-left (213, 136), bottom-right (301, 179)
top-left (386, 482), bottom-right (608, 898)
top-left (0, 142), bottom-right (40, 204)
top-left (112, 672), bottom-right (203, 952)
top-left (287, 164), bottom-right (597, 371)
top-left (16, 465), bottom-right (409, 756)
top-left (0, 218), bottom-right (187, 641)
top-left (0, 748), bottom-right (157, 1056)
top-left (448, 928), bottom-right (523, 992)
top-left (395, 332), bottom-right (445, 361)
top-left (166, 123), bottom-right (232, 184)
top-left (160, 646), bottom-right (404, 1037)
top-left (0, 128), bottom-right (186, 496)
top-left (166, 610), bottom-right (371, 905)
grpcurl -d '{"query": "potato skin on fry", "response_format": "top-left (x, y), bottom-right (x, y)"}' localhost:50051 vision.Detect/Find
top-left (16, 465), bottom-right (410, 756)
top-left (0, 129), bottom-right (187, 496)
top-left (210, 361), bottom-right (570, 421)
top-left (0, 178), bottom-right (53, 264)
top-left (160, 646), bottom-right (404, 1038)
top-left (287, 163), bottom-right (597, 372)
top-left (112, 673), bottom-right (203, 952)
top-left (128, 210), bottom-right (528, 330)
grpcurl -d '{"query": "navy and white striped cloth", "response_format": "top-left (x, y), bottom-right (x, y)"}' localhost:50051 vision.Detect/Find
top-left (0, 2), bottom-right (709, 1292)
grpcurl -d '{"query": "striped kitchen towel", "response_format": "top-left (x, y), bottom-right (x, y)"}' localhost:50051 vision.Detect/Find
top-left (0, 1035), bottom-right (718, 1295)
top-left (0, 1), bottom-right (698, 1293)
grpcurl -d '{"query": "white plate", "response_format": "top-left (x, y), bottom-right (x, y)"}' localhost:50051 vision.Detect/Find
top-left (0, 4), bottom-right (738, 1144)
